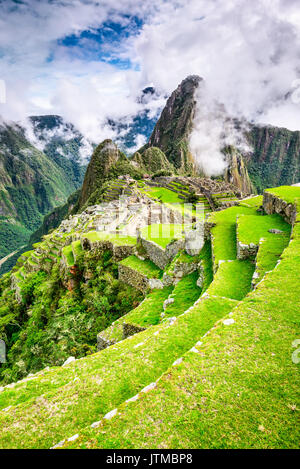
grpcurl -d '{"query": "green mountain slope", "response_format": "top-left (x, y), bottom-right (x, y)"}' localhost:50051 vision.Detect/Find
top-left (0, 122), bottom-right (85, 259)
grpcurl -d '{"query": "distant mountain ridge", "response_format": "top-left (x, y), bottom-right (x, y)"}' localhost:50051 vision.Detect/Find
top-left (0, 119), bottom-right (86, 260)
top-left (145, 75), bottom-right (300, 191)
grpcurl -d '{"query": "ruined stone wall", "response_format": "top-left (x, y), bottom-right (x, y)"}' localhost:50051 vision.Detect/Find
top-left (140, 237), bottom-right (184, 270)
top-left (118, 263), bottom-right (150, 294)
top-left (263, 192), bottom-right (297, 225)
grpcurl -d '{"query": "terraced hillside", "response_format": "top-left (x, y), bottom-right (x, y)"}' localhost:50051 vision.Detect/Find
top-left (0, 185), bottom-right (299, 449)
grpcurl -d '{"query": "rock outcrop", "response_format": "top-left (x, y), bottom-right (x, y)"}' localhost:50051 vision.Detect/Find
top-left (132, 147), bottom-right (174, 174)
top-left (78, 140), bottom-right (122, 209)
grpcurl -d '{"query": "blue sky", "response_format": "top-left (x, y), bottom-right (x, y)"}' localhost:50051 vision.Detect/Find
top-left (0, 0), bottom-right (300, 141)
top-left (57, 16), bottom-right (143, 68)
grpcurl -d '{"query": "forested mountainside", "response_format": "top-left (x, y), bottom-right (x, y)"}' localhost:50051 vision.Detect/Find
top-left (29, 115), bottom-right (93, 167)
top-left (246, 125), bottom-right (300, 193)
top-left (0, 122), bottom-right (85, 259)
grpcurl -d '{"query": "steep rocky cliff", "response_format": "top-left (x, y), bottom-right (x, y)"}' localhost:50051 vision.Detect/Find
top-left (224, 147), bottom-right (254, 194)
top-left (146, 75), bottom-right (300, 193)
top-left (148, 75), bottom-right (202, 173)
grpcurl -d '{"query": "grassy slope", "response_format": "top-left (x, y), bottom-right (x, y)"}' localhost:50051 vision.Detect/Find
top-left (0, 295), bottom-right (237, 449)
top-left (140, 224), bottom-right (185, 249)
top-left (254, 236), bottom-right (290, 285)
top-left (119, 287), bottom-right (173, 328)
top-left (62, 199), bottom-right (300, 449)
top-left (140, 185), bottom-right (204, 219)
top-left (85, 231), bottom-right (136, 246)
top-left (119, 255), bottom-right (162, 278)
top-left (207, 260), bottom-right (255, 301)
top-left (208, 206), bottom-right (261, 266)
top-left (237, 213), bottom-right (291, 245)
top-left (163, 271), bottom-right (201, 318)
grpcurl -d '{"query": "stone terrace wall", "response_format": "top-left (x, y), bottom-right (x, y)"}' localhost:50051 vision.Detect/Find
top-left (118, 263), bottom-right (150, 294)
top-left (81, 236), bottom-right (134, 261)
top-left (263, 192), bottom-right (297, 224)
top-left (140, 237), bottom-right (184, 269)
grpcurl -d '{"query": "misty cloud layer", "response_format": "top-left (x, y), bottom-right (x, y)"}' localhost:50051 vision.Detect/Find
top-left (189, 82), bottom-right (251, 177)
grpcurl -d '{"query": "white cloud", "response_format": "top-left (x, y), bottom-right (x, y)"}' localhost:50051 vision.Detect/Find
top-left (0, 0), bottom-right (300, 150)
top-left (189, 81), bottom-right (251, 176)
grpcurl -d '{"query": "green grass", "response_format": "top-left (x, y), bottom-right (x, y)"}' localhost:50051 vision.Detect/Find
top-left (198, 240), bottom-right (213, 292)
top-left (142, 186), bottom-right (183, 204)
top-left (237, 213), bottom-right (291, 246)
top-left (265, 186), bottom-right (300, 204)
top-left (140, 185), bottom-right (205, 220)
top-left (206, 259), bottom-right (255, 300)
top-left (140, 224), bottom-right (186, 249)
top-left (98, 287), bottom-right (174, 345)
top-left (164, 271), bottom-right (202, 318)
top-left (0, 294), bottom-right (237, 449)
top-left (175, 251), bottom-right (196, 264)
top-left (72, 240), bottom-right (83, 257)
top-left (62, 245), bottom-right (75, 267)
top-left (60, 296), bottom-right (239, 450)
top-left (253, 235), bottom-right (290, 286)
top-left (84, 231), bottom-right (136, 246)
top-left (121, 287), bottom-right (174, 328)
top-left (119, 255), bottom-right (162, 278)
top-left (165, 250), bottom-right (197, 275)
top-left (239, 195), bottom-right (263, 208)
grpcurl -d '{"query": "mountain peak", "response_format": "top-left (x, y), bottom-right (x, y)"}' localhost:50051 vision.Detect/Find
top-left (78, 139), bottom-right (121, 209)
top-left (148, 75), bottom-right (203, 172)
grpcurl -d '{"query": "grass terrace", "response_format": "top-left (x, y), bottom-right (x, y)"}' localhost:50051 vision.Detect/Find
top-left (253, 235), bottom-right (290, 286)
top-left (208, 206), bottom-right (261, 267)
top-left (140, 224), bottom-right (186, 249)
top-left (140, 185), bottom-right (205, 220)
top-left (84, 231), bottom-right (136, 246)
top-left (62, 245), bottom-right (75, 267)
top-left (237, 213), bottom-right (290, 246)
top-left (239, 195), bottom-right (263, 208)
top-left (97, 287), bottom-right (173, 346)
top-left (265, 185), bottom-right (300, 204)
top-left (119, 255), bottom-right (162, 279)
top-left (0, 290), bottom-right (238, 449)
top-left (164, 271), bottom-right (201, 318)
top-left (206, 259), bottom-right (255, 301)
top-left (120, 287), bottom-right (174, 329)
top-left (72, 240), bottom-right (83, 257)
